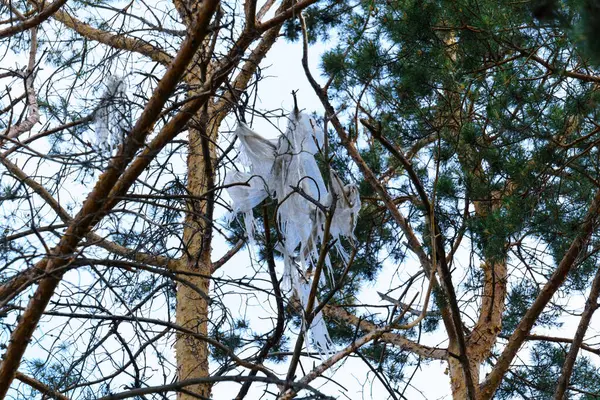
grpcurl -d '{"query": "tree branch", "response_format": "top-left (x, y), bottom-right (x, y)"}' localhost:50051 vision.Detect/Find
top-left (322, 303), bottom-right (447, 360)
top-left (14, 372), bottom-right (69, 400)
top-left (0, 0), bottom-right (221, 393)
top-left (480, 188), bottom-right (600, 398)
top-left (0, 0), bottom-right (68, 38)
top-left (555, 264), bottom-right (600, 399)
top-left (278, 326), bottom-right (391, 400)
top-left (51, 9), bottom-right (173, 66)
top-left (1, 28), bottom-right (39, 143)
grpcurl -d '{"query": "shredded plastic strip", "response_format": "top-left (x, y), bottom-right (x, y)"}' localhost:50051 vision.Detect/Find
top-left (225, 111), bottom-right (361, 355)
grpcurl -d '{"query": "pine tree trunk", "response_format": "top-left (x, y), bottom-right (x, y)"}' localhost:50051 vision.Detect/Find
top-left (448, 343), bottom-right (479, 399)
top-left (172, 11), bottom-right (287, 395)
top-left (176, 107), bottom-right (215, 399)
top-left (435, 26), bottom-right (510, 397)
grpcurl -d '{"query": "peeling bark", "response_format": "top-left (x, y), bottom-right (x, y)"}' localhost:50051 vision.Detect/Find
top-left (468, 259), bottom-right (507, 361)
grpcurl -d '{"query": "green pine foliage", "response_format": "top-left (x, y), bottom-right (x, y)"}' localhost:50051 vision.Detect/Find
top-left (291, 0), bottom-right (600, 396)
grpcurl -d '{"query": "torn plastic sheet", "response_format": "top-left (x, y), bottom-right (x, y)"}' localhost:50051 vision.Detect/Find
top-left (92, 75), bottom-right (130, 151)
top-left (223, 171), bottom-right (269, 244)
top-left (225, 111), bottom-right (361, 355)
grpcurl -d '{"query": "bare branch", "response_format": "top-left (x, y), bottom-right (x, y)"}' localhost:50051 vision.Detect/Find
top-left (14, 372), bottom-right (69, 400)
top-left (51, 8), bottom-right (173, 66)
top-left (1, 28), bottom-right (39, 143)
top-left (555, 265), bottom-right (600, 398)
top-left (480, 188), bottom-right (600, 398)
top-left (0, 0), bottom-right (68, 39)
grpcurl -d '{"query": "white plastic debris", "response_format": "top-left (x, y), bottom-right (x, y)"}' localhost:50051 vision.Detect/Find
top-left (273, 112), bottom-right (328, 260)
top-left (223, 170), bottom-right (269, 244)
top-left (235, 123), bottom-right (278, 178)
top-left (294, 268), bottom-right (335, 353)
top-left (327, 169), bottom-right (361, 263)
top-left (92, 75), bottom-right (129, 151)
top-left (224, 122), bottom-right (278, 244)
top-left (225, 111), bottom-right (361, 355)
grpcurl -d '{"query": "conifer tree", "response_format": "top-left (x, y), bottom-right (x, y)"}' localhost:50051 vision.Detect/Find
top-left (1, 0), bottom-right (600, 399)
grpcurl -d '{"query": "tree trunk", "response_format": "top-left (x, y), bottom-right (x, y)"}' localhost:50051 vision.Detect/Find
top-left (439, 28), bottom-right (509, 397)
top-left (448, 342), bottom-right (479, 399)
top-left (173, 12), bottom-right (288, 395)
top-left (448, 258), bottom-right (507, 399)
top-left (176, 106), bottom-right (216, 399)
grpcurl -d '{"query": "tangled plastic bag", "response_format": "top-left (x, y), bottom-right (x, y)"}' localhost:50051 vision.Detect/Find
top-left (225, 111), bottom-right (361, 355)
top-left (92, 75), bottom-right (130, 152)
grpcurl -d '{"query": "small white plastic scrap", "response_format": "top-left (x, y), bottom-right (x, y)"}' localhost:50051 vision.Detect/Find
top-left (327, 169), bottom-right (361, 263)
top-left (294, 270), bottom-right (335, 353)
top-left (224, 170), bottom-right (269, 243)
top-left (92, 75), bottom-right (128, 152)
top-left (224, 111), bottom-right (361, 355)
top-left (235, 123), bottom-right (278, 178)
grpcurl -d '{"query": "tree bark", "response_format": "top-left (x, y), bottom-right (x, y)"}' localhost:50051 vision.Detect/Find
top-left (176, 113), bottom-right (215, 399)
top-left (554, 265), bottom-right (600, 399)
top-left (479, 188), bottom-right (600, 398)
